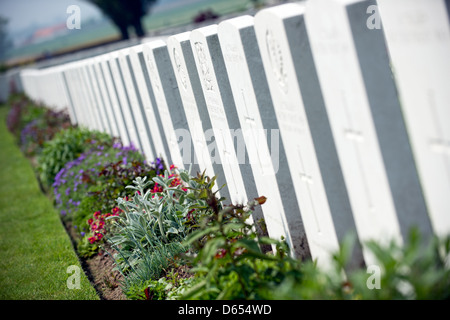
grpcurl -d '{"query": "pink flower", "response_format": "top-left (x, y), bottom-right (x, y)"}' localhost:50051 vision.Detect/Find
top-left (112, 207), bottom-right (121, 214)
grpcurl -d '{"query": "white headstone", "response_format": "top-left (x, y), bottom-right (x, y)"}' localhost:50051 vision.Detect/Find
top-left (116, 49), bottom-right (155, 160)
top-left (65, 67), bottom-right (83, 127)
top-left (83, 62), bottom-right (105, 132)
top-left (190, 25), bottom-right (271, 245)
top-left (60, 68), bottom-right (78, 125)
top-left (54, 66), bottom-right (72, 114)
top-left (108, 51), bottom-right (142, 150)
top-left (166, 32), bottom-right (230, 201)
top-left (142, 40), bottom-right (198, 172)
top-left (128, 44), bottom-right (170, 162)
top-left (75, 64), bottom-right (99, 131)
top-left (377, 0), bottom-right (450, 238)
top-left (255, 3), bottom-right (364, 268)
top-left (98, 54), bottom-right (131, 146)
top-left (85, 60), bottom-right (112, 135)
top-left (305, 0), bottom-right (433, 259)
top-left (92, 56), bottom-right (120, 139)
top-left (218, 16), bottom-right (311, 259)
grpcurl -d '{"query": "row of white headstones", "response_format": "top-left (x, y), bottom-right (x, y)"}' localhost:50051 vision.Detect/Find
top-left (20, 0), bottom-right (450, 269)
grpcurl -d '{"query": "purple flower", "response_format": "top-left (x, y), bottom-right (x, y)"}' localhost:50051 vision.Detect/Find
top-left (81, 232), bottom-right (85, 237)
top-left (123, 157), bottom-right (128, 165)
top-left (65, 187), bottom-right (71, 196)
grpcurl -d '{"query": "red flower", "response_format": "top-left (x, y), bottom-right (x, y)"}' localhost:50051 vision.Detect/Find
top-left (215, 248), bottom-right (227, 259)
top-left (112, 207), bottom-right (121, 214)
top-left (186, 209), bottom-right (195, 221)
top-left (95, 233), bottom-right (104, 240)
top-left (88, 237), bottom-right (96, 244)
top-left (88, 218), bottom-right (93, 225)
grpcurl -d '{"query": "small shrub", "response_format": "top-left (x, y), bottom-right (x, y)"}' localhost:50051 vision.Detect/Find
top-left (20, 108), bottom-right (71, 157)
top-left (38, 127), bottom-right (112, 188)
top-left (106, 166), bottom-right (220, 298)
top-left (51, 140), bottom-right (154, 254)
top-left (6, 95), bottom-right (47, 141)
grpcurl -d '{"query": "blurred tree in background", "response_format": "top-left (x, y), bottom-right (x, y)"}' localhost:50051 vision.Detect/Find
top-left (86, 0), bottom-right (158, 40)
top-left (0, 16), bottom-right (13, 62)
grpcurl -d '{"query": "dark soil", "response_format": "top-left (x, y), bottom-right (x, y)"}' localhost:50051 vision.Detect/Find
top-left (62, 220), bottom-right (127, 300)
top-left (85, 249), bottom-right (127, 300)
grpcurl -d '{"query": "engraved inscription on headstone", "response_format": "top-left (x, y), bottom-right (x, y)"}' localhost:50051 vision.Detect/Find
top-left (305, 0), bottom-right (433, 261)
top-left (377, 0), bottom-right (450, 238)
top-left (190, 26), bottom-right (248, 207)
top-left (218, 16), bottom-right (310, 259)
top-left (142, 40), bottom-right (198, 172)
top-left (255, 3), bottom-right (363, 268)
top-left (166, 32), bottom-right (229, 200)
top-left (190, 25), bottom-right (271, 246)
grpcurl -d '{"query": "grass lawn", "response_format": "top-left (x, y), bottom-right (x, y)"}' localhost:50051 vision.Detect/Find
top-left (0, 105), bottom-right (99, 300)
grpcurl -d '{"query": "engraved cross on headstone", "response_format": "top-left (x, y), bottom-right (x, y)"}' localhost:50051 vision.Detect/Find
top-left (340, 91), bottom-right (375, 214)
top-left (240, 88), bottom-right (270, 176)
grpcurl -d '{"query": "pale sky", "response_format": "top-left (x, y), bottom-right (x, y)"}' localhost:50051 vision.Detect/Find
top-left (0, 0), bottom-right (102, 33)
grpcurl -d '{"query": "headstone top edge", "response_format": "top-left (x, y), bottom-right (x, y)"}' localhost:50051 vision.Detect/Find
top-left (167, 31), bottom-right (191, 43)
top-left (143, 39), bottom-right (168, 50)
top-left (255, 2), bottom-right (304, 20)
top-left (218, 15), bottom-right (254, 30)
top-left (191, 24), bottom-right (219, 39)
top-left (128, 43), bottom-right (145, 55)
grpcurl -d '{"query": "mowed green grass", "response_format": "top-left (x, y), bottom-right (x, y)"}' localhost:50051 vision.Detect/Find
top-left (0, 105), bottom-right (99, 300)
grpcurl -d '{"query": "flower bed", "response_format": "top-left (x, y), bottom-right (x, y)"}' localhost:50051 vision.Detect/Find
top-left (5, 93), bottom-right (450, 301)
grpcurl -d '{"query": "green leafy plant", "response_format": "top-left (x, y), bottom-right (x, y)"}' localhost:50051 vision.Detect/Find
top-left (179, 174), bottom-right (450, 300)
top-left (6, 94), bottom-right (47, 140)
top-left (52, 140), bottom-right (143, 222)
top-left (20, 108), bottom-right (72, 157)
top-left (38, 127), bottom-right (112, 188)
top-left (106, 166), bottom-right (221, 298)
top-left (346, 229), bottom-right (450, 300)
top-left (180, 194), bottom-right (302, 300)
